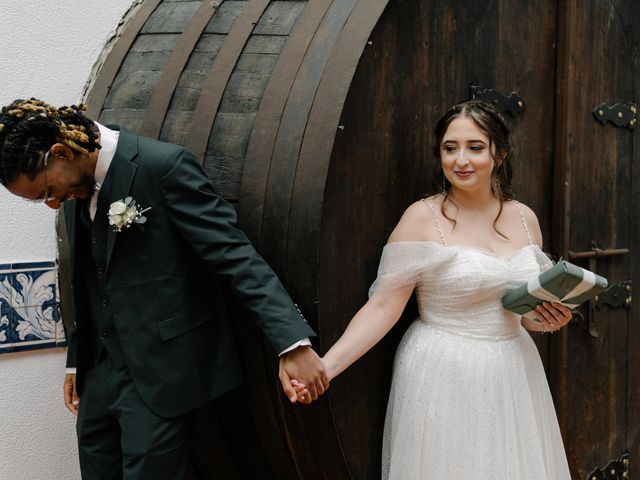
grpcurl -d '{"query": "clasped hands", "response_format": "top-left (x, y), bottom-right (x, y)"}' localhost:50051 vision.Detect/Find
top-left (279, 345), bottom-right (330, 404)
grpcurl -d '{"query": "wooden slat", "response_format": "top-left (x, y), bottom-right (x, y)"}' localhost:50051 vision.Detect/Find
top-left (140, 1), bottom-right (202, 33)
top-left (218, 54), bottom-right (279, 114)
top-left (243, 35), bottom-right (287, 54)
top-left (204, 1), bottom-right (248, 34)
top-left (283, 2), bottom-right (391, 478)
top-left (85, 0), bottom-right (162, 119)
top-left (550, 0), bottom-right (576, 449)
top-left (202, 112), bottom-right (256, 200)
top-left (186, 0), bottom-right (271, 163)
top-left (260, 0), bottom-right (358, 278)
top-left (287, 0), bottom-right (390, 293)
top-left (99, 108), bottom-right (146, 132)
top-left (140, 1), bottom-right (220, 138)
top-left (628, 95), bottom-right (640, 480)
top-left (252, 1), bottom-right (306, 35)
top-left (239, 0), bottom-right (334, 243)
top-left (159, 35), bottom-right (226, 117)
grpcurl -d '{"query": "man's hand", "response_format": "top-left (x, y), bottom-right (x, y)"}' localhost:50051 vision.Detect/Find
top-left (279, 346), bottom-right (329, 404)
top-left (64, 374), bottom-right (80, 416)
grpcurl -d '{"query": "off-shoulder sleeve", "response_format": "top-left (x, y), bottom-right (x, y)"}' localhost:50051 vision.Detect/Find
top-left (532, 246), bottom-right (554, 273)
top-left (368, 242), bottom-right (457, 298)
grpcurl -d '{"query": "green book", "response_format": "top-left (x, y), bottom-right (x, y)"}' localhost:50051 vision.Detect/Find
top-left (502, 260), bottom-right (608, 318)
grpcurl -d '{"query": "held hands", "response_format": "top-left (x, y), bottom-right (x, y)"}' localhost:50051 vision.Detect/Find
top-left (63, 373), bottom-right (80, 416)
top-left (279, 346), bottom-right (329, 404)
top-left (534, 302), bottom-right (572, 332)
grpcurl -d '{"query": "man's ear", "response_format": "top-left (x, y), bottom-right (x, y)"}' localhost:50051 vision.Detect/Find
top-left (49, 143), bottom-right (74, 161)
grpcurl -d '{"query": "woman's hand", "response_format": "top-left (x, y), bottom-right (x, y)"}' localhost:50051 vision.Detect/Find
top-left (534, 302), bottom-right (572, 332)
top-left (290, 379), bottom-right (309, 403)
top-left (290, 358), bottom-right (332, 404)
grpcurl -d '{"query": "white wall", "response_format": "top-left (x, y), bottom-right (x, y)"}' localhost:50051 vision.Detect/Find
top-left (0, 1), bottom-right (135, 478)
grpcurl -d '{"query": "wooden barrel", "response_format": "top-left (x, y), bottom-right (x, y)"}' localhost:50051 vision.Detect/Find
top-left (78, 0), bottom-right (560, 478)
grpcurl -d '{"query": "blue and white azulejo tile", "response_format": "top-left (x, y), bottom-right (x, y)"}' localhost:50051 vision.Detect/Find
top-left (0, 261), bottom-right (65, 354)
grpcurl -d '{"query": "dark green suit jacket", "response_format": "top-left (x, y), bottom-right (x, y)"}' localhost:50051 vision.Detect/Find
top-left (64, 128), bottom-right (315, 417)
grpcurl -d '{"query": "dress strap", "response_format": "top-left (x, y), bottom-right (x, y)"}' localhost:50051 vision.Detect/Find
top-left (423, 200), bottom-right (448, 246)
top-left (513, 200), bottom-right (534, 245)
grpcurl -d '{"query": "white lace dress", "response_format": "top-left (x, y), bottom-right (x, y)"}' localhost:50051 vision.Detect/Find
top-left (375, 205), bottom-right (571, 479)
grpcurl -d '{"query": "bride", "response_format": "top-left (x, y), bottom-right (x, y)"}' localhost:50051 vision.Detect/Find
top-left (296, 100), bottom-right (572, 479)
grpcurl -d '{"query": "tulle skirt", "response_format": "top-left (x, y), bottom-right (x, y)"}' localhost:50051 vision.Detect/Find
top-left (382, 320), bottom-right (571, 480)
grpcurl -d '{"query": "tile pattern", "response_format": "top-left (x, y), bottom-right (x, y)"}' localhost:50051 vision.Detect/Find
top-left (0, 262), bottom-right (66, 354)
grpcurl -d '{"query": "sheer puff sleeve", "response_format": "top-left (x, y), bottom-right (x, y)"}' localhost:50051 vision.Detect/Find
top-left (368, 241), bottom-right (458, 298)
top-left (532, 245), bottom-right (554, 273)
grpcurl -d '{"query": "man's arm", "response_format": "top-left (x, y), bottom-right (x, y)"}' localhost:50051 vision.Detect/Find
top-left (159, 148), bottom-right (327, 397)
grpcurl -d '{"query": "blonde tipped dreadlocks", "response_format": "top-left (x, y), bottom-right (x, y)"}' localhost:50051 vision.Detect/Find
top-left (0, 98), bottom-right (100, 186)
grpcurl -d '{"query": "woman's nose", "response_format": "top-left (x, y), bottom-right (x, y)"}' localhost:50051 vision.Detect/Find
top-left (456, 148), bottom-right (470, 164)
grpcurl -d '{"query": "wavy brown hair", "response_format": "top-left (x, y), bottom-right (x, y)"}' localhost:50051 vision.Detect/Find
top-left (431, 99), bottom-right (514, 237)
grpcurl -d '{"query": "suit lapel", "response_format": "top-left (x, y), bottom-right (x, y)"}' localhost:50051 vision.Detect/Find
top-left (96, 129), bottom-right (139, 271)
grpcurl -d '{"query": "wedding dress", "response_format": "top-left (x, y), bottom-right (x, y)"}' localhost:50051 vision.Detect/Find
top-left (376, 202), bottom-right (571, 479)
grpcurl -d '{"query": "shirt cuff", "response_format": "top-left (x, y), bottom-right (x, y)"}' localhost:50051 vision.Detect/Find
top-left (279, 338), bottom-right (312, 356)
top-left (65, 368), bottom-right (77, 375)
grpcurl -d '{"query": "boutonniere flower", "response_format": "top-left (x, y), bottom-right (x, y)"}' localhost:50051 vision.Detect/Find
top-left (108, 197), bottom-right (151, 232)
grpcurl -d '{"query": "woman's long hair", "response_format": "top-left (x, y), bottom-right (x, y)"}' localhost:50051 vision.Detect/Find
top-left (431, 99), bottom-right (514, 237)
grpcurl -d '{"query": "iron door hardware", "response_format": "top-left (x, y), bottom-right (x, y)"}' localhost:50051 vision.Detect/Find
top-left (592, 102), bottom-right (637, 129)
top-left (586, 452), bottom-right (629, 480)
top-left (568, 242), bottom-right (629, 338)
top-left (469, 85), bottom-right (525, 117)
top-left (596, 280), bottom-right (632, 309)
top-left (568, 246), bottom-right (629, 259)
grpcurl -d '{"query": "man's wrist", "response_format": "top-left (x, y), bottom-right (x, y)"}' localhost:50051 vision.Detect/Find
top-left (279, 338), bottom-right (312, 356)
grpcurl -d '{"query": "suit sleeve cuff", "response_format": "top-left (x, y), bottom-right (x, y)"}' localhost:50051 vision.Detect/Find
top-left (278, 338), bottom-right (312, 356)
top-left (65, 368), bottom-right (77, 375)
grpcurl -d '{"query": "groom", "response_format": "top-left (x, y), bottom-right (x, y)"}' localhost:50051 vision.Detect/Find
top-left (0, 98), bottom-right (327, 479)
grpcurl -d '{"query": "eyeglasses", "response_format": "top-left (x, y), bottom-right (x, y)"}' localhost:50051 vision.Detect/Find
top-left (24, 150), bottom-right (57, 204)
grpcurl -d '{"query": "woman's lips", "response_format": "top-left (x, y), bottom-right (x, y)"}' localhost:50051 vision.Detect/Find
top-left (454, 171), bottom-right (473, 178)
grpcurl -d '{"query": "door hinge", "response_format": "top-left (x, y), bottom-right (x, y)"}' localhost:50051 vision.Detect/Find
top-left (593, 102), bottom-right (637, 129)
top-left (596, 280), bottom-right (632, 309)
top-left (469, 85), bottom-right (525, 117)
top-left (587, 452), bottom-right (629, 480)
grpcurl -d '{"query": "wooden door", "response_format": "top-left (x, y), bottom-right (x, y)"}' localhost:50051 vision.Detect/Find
top-left (552, 1), bottom-right (639, 478)
top-left (321, 0), bottom-right (560, 477)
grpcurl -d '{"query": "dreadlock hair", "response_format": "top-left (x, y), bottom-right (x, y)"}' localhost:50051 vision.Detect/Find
top-left (431, 99), bottom-right (514, 238)
top-left (0, 98), bottom-right (100, 186)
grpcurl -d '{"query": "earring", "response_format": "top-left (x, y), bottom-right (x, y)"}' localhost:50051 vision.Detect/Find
top-left (442, 174), bottom-right (447, 191)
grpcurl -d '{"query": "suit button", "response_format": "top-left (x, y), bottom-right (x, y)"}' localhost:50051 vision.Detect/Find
top-left (91, 236), bottom-right (97, 244)
top-left (97, 267), bottom-right (104, 276)
top-left (101, 299), bottom-right (108, 307)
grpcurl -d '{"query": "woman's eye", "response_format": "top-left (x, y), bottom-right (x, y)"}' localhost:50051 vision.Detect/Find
top-left (470, 145), bottom-right (484, 151)
top-left (443, 146), bottom-right (456, 152)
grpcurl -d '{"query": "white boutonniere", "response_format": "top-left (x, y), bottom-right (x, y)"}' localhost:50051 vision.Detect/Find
top-left (108, 197), bottom-right (151, 232)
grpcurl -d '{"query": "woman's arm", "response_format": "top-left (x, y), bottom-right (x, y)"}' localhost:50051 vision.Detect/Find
top-left (322, 200), bottom-right (433, 381)
top-left (322, 285), bottom-right (414, 380)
